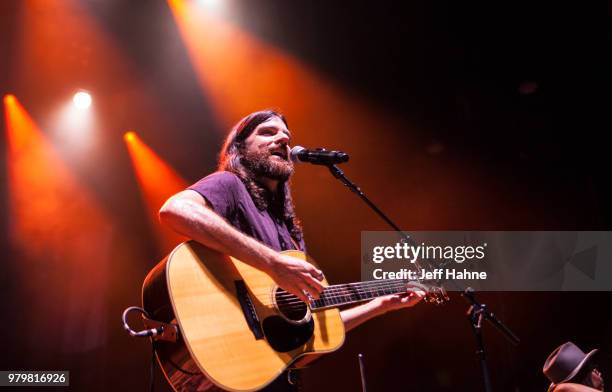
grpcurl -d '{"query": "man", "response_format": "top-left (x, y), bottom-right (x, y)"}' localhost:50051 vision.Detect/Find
top-left (159, 110), bottom-right (425, 391)
top-left (543, 341), bottom-right (604, 391)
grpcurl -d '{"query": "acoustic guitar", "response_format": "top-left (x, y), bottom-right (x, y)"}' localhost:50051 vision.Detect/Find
top-left (142, 240), bottom-right (447, 391)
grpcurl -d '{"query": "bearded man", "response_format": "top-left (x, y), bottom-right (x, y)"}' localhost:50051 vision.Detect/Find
top-left (160, 110), bottom-right (424, 391)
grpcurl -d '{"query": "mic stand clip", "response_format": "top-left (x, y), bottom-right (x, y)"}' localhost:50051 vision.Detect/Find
top-left (463, 288), bottom-right (520, 392)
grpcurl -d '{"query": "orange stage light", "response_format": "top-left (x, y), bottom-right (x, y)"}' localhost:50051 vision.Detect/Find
top-left (164, 0), bottom-right (487, 282)
top-left (165, 0), bottom-right (413, 170)
top-left (4, 95), bottom-right (112, 352)
top-left (14, 0), bottom-right (124, 102)
top-left (13, 0), bottom-right (175, 146)
top-left (124, 131), bottom-right (188, 253)
top-left (167, 0), bottom-right (320, 129)
top-left (165, 0), bottom-right (433, 230)
top-left (124, 130), bottom-right (137, 143)
top-left (4, 94), bottom-right (16, 105)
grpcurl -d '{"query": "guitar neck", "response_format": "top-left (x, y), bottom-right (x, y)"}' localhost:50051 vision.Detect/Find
top-left (310, 279), bottom-right (408, 310)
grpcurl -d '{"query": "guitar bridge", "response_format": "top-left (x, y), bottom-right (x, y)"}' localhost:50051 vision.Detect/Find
top-left (235, 280), bottom-right (264, 340)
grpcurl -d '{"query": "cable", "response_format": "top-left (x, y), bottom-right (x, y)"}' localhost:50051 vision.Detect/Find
top-left (150, 343), bottom-right (155, 392)
top-left (122, 306), bottom-right (165, 338)
top-left (122, 306), bottom-right (161, 392)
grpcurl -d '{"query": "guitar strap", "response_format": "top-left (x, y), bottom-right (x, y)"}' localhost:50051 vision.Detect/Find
top-left (289, 235), bottom-right (300, 251)
top-left (275, 213), bottom-right (300, 251)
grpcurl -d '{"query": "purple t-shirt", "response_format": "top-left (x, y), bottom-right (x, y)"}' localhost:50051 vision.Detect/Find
top-left (188, 171), bottom-right (305, 252)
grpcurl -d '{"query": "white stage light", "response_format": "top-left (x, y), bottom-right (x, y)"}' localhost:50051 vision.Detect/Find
top-left (73, 91), bottom-right (92, 110)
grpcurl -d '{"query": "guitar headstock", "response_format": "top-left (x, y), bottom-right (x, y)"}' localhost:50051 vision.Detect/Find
top-left (425, 285), bottom-right (449, 305)
top-left (405, 281), bottom-right (449, 305)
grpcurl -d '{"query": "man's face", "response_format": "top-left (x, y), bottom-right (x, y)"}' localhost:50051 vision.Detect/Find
top-left (241, 116), bottom-right (294, 182)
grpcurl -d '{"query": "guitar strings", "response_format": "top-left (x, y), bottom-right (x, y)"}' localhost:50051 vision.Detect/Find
top-left (264, 280), bottom-right (418, 303)
top-left (258, 281), bottom-right (414, 309)
top-left (251, 278), bottom-right (433, 309)
top-left (275, 287), bottom-right (445, 312)
top-left (272, 278), bottom-right (416, 295)
top-left (256, 281), bottom-right (411, 304)
top-left (271, 286), bottom-right (409, 311)
top-left (271, 279), bottom-right (417, 300)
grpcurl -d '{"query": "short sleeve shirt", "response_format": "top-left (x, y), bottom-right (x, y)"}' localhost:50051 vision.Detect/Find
top-left (188, 171), bottom-right (305, 252)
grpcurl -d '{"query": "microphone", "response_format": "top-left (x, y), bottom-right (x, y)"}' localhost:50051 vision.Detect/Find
top-left (290, 146), bottom-right (349, 165)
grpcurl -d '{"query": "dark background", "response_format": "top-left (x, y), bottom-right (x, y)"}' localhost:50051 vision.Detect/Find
top-left (0, 1), bottom-right (610, 391)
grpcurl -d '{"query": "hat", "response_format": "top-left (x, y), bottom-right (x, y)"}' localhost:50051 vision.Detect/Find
top-left (543, 341), bottom-right (598, 390)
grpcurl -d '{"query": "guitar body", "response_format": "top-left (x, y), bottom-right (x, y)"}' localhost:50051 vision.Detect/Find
top-left (142, 241), bottom-right (345, 392)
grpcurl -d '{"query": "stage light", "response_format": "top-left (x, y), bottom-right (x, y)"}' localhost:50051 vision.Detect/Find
top-left (124, 131), bottom-right (136, 143)
top-left (4, 94), bottom-right (16, 105)
top-left (51, 92), bottom-right (96, 149)
top-left (123, 130), bottom-right (188, 253)
top-left (73, 91), bottom-right (92, 109)
top-left (5, 95), bottom-right (112, 352)
top-left (200, 0), bottom-right (224, 13)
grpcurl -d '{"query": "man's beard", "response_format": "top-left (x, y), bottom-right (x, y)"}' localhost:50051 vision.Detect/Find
top-left (241, 149), bottom-right (294, 182)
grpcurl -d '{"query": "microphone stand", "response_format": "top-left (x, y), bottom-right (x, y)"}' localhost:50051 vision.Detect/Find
top-left (326, 164), bottom-right (521, 392)
top-left (358, 353), bottom-right (368, 392)
top-left (327, 164), bottom-right (405, 234)
top-left (327, 164), bottom-right (439, 269)
top-left (462, 288), bottom-right (520, 392)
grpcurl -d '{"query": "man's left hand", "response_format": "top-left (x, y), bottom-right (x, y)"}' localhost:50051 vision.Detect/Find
top-left (370, 289), bottom-right (426, 315)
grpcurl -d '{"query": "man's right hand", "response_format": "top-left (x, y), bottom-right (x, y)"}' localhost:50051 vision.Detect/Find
top-left (266, 254), bottom-right (326, 303)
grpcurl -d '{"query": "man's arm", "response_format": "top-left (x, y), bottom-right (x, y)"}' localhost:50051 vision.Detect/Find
top-left (159, 190), bottom-right (325, 303)
top-left (340, 290), bottom-right (425, 332)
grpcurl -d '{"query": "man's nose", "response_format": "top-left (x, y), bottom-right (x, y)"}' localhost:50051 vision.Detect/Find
top-left (274, 131), bottom-right (290, 145)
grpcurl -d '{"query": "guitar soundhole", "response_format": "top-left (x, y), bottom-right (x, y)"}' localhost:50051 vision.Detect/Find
top-left (274, 288), bottom-right (311, 324)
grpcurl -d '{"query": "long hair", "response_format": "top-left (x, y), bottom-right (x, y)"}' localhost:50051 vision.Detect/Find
top-left (218, 110), bottom-right (303, 244)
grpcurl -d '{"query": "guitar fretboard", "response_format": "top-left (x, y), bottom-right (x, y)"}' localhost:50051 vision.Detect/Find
top-left (310, 280), bottom-right (409, 310)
